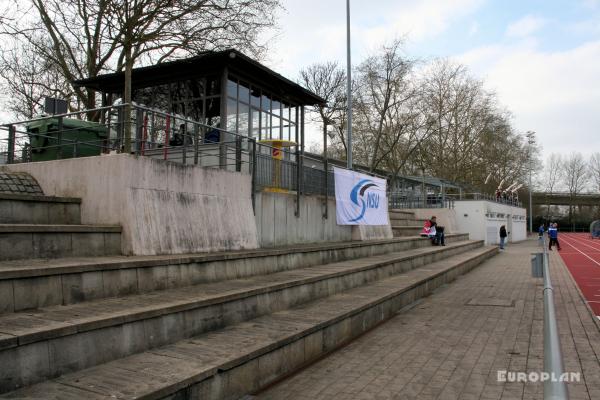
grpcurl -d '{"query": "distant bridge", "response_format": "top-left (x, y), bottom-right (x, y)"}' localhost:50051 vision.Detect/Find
top-left (533, 192), bottom-right (600, 207)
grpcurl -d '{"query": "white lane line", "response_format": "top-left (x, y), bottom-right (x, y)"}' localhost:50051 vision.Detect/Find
top-left (565, 233), bottom-right (600, 251)
top-left (560, 236), bottom-right (600, 267)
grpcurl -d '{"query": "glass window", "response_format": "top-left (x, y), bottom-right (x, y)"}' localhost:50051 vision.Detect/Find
top-left (226, 98), bottom-right (238, 133)
top-left (250, 87), bottom-right (261, 108)
top-left (227, 79), bottom-right (238, 99)
top-left (250, 108), bottom-right (260, 139)
top-left (272, 99), bottom-right (281, 117)
top-left (272, 116), bottom-right (281, 140)
top-left (238, 81), bottom-right (250, 104)
top-left (206, 75), bottom-right (221, 97)
top-left (261, 109), bottom-right (270, 139)
top-left (261, 94), bottom-right (271, 114)
top-left (238, 103), bottom-right (250, 137)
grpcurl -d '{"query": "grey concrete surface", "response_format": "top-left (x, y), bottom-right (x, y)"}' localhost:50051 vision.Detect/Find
top-left (1, 245), bottom-right (496, 398)
top-left (0, 235), bottom-right (469, 309)
top-left (0, 240), bottom-right (485, 391)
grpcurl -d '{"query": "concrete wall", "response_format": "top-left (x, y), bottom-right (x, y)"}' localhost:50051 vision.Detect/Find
top-left (254, 191), bottom-right (393, 247)
top-left (453, 200), bottom-right (527, 245)
top-left (6, 154), bottom-right (259, 255)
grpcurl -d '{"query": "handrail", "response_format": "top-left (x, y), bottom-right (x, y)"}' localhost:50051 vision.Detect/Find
top-left (542, 236), bottom-right (569, 399)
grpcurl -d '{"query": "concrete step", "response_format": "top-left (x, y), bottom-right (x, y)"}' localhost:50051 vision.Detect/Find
top-left (0, 194), bottom-right (81, 225)
top-left (392, 226), bottom-right (423, 237)
top-left (389, 209), bottom-right (416, 219)
top-left (0, 240), bottom-right (484, 392)
top-left (2, 245), bottom-right (497, 399)
top-left (0, 224), bottom-right (121, 261)
top-left (0, 234), bottom-right (469, 312)
top-left (390, 218), bottom-right (427, 227)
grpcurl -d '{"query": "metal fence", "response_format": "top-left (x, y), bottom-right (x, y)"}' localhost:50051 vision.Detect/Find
top-left (388, 191), bottom-right (455, 209)
top-left (0, 104), bottom-right (356, 215)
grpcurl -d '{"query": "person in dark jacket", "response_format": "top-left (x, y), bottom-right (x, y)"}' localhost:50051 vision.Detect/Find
top-left (499, 225), bottom-right (508, 250)
top-left (423, 216), bottom-right (446, 246)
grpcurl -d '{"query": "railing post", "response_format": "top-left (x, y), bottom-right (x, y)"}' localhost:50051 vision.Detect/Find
top-left (251, 138), bottom-right (257, 214)
top-left (181, 122), bottom-right (187, 165)
top-left (141, 114), bottom-right (148, 156)
top-left (235, 136), bottom-right (242, 172)
top-left (323, 157), bottom-right (328, 219)
top-left (135, 108), bottom-right (144, 155)
top-left (116, 106), bottom-right (124, 152)
top-left (193, 124), bottom-right (200, 165)
top-left (7, 125), bottom-right (15, 164)
top-left (163, 114), bottom-right (171, 161)
top-left (57, 116), bottom-right (63, 160)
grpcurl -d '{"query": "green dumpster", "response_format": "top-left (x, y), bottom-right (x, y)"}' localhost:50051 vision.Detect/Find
top-left (26, 118), bottom-right (108, 162)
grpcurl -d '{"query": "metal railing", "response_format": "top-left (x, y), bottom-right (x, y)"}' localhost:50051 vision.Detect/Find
top-left (388, 191), bottom-right (455, 209)
top-left (0, 104), bottom-right (373, 218)
top-left (540, 236), bottom-right (569, 399)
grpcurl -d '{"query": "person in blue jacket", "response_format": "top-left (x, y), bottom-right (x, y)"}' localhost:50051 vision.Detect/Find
top-left (538, 224), bottom-right (545, 245)
top-left (548, 223), bottom-right (561, 251)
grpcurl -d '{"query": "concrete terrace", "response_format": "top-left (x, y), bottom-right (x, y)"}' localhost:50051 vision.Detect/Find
top-left (256, 240), bottom-right (600, 400)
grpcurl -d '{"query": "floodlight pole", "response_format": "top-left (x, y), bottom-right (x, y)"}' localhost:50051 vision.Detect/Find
top-left (526, 131), bottom-right (535, 234)
top-left (346, 0), bottom-right (353, 170)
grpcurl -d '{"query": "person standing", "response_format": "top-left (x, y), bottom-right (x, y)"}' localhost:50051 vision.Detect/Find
top-left (548, 223), bottom-right (562, 251)
top-left (499, 225), bottom-right (508, 250)
top-left (538, 224), bottom-right (545, 246)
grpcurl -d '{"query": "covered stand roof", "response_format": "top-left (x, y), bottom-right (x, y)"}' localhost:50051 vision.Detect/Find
top-left (73, 49), bottom-right (326, 106)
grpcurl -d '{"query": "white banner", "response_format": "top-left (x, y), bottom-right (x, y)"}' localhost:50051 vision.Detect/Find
top-left (334, 167), bottom-right (389, 225)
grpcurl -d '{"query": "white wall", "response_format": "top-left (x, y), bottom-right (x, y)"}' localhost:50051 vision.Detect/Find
top-left (453, 201), bottom-right (527, 245)
top-left (6, 154), bottom-right (259, 255)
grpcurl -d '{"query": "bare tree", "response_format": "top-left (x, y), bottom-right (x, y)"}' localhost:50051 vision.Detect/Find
top-left (0, 38), bottom-right (77, 119)
top-left (299, 62), bottom-right (348, 158)
top-left (542, 153), bottom-right (563, 218)
top-left (1, 0), bottom-right (281, 147)
top-left (590, 152), bottom-right (600, 192)
top-left (562, 152), bottom-right (589, 224)
top-left (352, 39), bottom-right (417, 172)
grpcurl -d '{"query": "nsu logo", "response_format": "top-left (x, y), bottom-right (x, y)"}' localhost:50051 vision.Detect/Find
top-left (347, 179), bottom-right (380, 222)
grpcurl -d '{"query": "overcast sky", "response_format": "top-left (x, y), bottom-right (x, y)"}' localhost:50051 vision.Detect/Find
top-left (262, 0), bottom-right (600, 159)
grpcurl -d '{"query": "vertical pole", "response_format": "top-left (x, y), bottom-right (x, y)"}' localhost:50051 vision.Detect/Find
top-left (135, 108), bottom-right (143, 155)
top-left (295, 107), bottom-right (300, 200)
top-left (182, 123), bottom-right (188, 165)
top-left (7, 125), bottom-right (15, 164)
top-left (346, 0), bottom-right (353, 170)
top-left (323, 122), bottom-right (328, 219)
top-left (57, 116), bottom-right (64, 160)
top-left (219, 67), bottom-right (228, 169)
top-left (529, 167), bottom-right (533, 234)
top-left (297, 106), bottom-right (305, 217)
top-left (251, 138), bottom-right (257, 214)
top-left (141, 114), bottom-right (148, 156)
top-left (193, 123), bottom-right (199, 165)
top-left (164, 114), bottom-right (170, 161)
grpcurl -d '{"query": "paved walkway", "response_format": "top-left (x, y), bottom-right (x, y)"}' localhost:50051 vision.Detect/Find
top-left (256, 240), bottom-right (600, 400)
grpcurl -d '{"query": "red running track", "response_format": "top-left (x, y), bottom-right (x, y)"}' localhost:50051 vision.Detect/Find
top-left (557, 233), bottom-right (600, 316)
